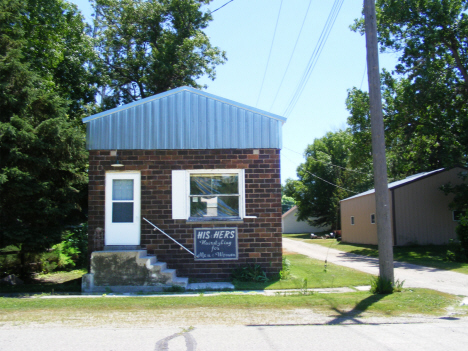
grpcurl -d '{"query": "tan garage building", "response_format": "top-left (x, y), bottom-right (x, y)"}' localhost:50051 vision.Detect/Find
top-left (340, 167), bottom-right (466, 246)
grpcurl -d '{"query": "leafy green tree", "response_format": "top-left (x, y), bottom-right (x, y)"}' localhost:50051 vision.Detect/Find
top-left (347, 0), bottom-right (468, 255)
top-left (281, 195), bottom-right (295, 214)
top-left (21, 0), bottom-right (99, 120)
top-left (285, 130), bottom-right (363, 229)
top-left (0, 0), bottom-right (91, 260)
top-left (345, 72), bottom-right (455, 181)
top-left (441, 173), bottom-right (468, 261)
top-left (349, 0), bottom-right (468, 173)
top-left (92, 0), bottom-right (226, 108)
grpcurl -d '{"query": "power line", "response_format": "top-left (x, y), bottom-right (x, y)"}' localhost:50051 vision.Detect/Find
top-left (305, 171), bottom-right (359, 194)
top-left (283, 0), bottom-right (343, 116)
top-left (269, 0), bottom-right (314, 112)
top-left (256, 0), bottom-right (284, 108)
top-left (360, 62), bottom-right (367, 90)
top-left (282, 155), bottom-right (359, 194)
top-left (283, 0), bottom-right (344, 117)
top-left (211, 0), bottom-right (234, 13)
top-left (283, 146), bottom-right (370, 175)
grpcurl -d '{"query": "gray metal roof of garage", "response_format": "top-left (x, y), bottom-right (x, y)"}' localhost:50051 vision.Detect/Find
top-left (341, 168), bottom-right (446, 202)
top-left (82, 86), bottom-right (286, 150)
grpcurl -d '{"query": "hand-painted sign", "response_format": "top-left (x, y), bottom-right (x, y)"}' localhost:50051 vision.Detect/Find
top-left (194, 228), bottom-right (238, 261)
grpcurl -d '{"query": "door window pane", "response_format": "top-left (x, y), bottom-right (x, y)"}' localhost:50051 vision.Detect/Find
top-left (113, 180), bottom-right (134, 200)
top-left (112, 203), bottom-right (134, 223)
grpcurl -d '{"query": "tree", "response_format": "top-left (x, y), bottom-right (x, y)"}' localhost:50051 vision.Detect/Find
top-left (92, 0), bottom-right (226, 108)
top-left (0, 0), bottom-right (91, 257)
top-left (349, 0), bottom-right (468, 173)
top-left (441, 172), bottom-right (468, 261)
top-left (345, 71), bottom-right (455, 181)
top-left (281, 195), bottom-right (295, 214)
top-left (346, 0), bottom-right (468, 264)
top-left (284, 130), bottom-right (363, 230)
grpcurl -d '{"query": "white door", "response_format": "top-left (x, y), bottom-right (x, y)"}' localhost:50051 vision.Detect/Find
top-left (105, 172), bottom-right (141, 245)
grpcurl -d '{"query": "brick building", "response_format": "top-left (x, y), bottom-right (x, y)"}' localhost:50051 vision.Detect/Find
top-left (82, 87), bottom-right (285, 292)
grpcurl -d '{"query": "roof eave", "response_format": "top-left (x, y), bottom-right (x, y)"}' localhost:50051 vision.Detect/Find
top-left (82, 86), bottom-right (287, 124)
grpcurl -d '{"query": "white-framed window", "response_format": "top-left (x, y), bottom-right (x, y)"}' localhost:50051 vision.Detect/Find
top-left (370, 213), bottom-right (376, 224)
top-left (172, 169), bottom-right (245, 221)
top-left (351, 216), bottom-right (355, 225)
top-left (453, 211), bottom-right (463, 221)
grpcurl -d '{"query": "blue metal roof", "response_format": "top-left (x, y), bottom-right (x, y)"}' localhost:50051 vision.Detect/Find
top-left (82, 86), bottom-right (286, 150)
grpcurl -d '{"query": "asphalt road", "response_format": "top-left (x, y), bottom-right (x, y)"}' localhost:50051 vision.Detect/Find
top-left (283, 238), bottom-right (468, 296)
top-left (1, 320), bottom-right (468, 351)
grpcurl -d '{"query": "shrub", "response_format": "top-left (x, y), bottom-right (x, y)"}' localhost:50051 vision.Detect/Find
top-left (231, 264), bottom-right (269, 282)
top-left (0, 246), bottom-right (22, 277)
top-left (0, 223), bottom-right (88, 277)
top-left (445, 239), bottom-right (467, 262)
top-left (63, 224), bottom-right (88, 268)
top-left (455, 215), bottom-right (468, 262)
top-left (40, 242), bottom-right (78, 273)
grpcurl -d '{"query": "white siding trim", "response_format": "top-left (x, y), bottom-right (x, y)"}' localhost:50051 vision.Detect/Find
top-left (172, 170), bottom-right (187, 219)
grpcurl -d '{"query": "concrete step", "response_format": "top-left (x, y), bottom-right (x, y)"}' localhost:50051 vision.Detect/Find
top-left (83, 250), bottom-right (189, 293)
top-left (150, 261), bottom-right (167, 271)
top-left (139, 255), bottom-right (157, 266)
top-left (172, 277), bottom-right (189, 287)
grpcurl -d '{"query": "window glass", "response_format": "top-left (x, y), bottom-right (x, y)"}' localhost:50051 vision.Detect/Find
top-left (190, 174), bottom-right (238, 195)
top-left (190, 173), bottom-right (239, 218)
top-left (351, 216), bottom-right (355, 225)
top-left (371, 214), bottom-right (376, 224)
top-left (112, 202), bottom-right (133, 223)
top-left (113, 179), bottom-right (134, 200)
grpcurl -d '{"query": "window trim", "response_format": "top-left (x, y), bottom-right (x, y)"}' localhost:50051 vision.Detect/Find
top-left (370, 213), bottom-right (376, 224)
top-left (172, 169), bottom-right (245, 222)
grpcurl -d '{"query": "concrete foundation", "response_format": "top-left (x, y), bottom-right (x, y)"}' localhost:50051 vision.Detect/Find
top-left (82, 250), bottom-right (188, 293)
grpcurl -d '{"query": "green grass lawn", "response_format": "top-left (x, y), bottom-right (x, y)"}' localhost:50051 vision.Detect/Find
top-left (1, 253), bottom-right (465, 323)
top-left (0, 254), bottom-right (373, 294)
top-left (0, 289), bottom-right (464, 325)
top-left (233, 253), bottom-right (373, 290)
top-left (284, 233), bottom-right (468, 274)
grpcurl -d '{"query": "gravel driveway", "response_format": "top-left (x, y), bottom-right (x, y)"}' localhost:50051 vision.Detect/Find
top-left (283, 238), bottom-right (468, 296)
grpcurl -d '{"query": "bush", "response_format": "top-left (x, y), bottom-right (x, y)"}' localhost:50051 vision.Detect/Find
top-left (445, 239), bottom-right (467, 262)
top-left (455, 215), bottom-right (468, 261)
top-left (0, 246), bottom-right (22, 277)
top-left (231, 264), bottom-right (269, 282)
top-left (63, 223), bottom-right (88, 268)
top-left (39, 224), bottom-right (88, 273)
top-left (0, 223), bottom-right (88, 278)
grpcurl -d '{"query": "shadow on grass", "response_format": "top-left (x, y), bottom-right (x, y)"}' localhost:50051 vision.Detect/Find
top-left (0, 277), bottom-right (82, 295)
top-left (232, 277), bottom-right (281, 291)
top-left (323, 293), bottom-right (387, 325)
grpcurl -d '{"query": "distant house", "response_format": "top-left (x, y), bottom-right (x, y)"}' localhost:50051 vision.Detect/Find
top-left (340, 167), bottom-right (467, 246)
top-left (282, 206), bottom-right (331, 234)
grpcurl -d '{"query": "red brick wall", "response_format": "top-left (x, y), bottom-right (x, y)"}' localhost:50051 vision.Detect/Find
top-left (88, 149), bottom-right (282, 281)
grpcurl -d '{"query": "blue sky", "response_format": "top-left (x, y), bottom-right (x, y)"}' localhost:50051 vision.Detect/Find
top-left (68, 0), bottom-right (399, 184)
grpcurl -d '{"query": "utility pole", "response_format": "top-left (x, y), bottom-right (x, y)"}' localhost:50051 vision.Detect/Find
top-left (364, 0), bottom-right (394, 283)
